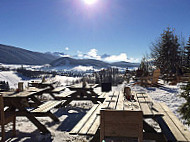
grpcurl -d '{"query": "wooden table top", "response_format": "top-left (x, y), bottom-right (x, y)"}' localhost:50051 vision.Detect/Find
top-left (29, 81), bottom-right (57, 85)
top-left (100, 91), bottom-right (162, 117)
top-left (1, 87), bottom-right (48, 98)
top-left (68, 83), bottom-right (98, 89)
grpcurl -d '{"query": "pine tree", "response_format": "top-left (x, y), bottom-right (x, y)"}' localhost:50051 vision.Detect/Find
top-left (139, 55), bottom-right (153, 77)
top-left (179, 81), bottom-right (190, 125)
top-left (151, 27), bottom-right (181, 78)
top-left (184, 37), bottom-right (190, 72)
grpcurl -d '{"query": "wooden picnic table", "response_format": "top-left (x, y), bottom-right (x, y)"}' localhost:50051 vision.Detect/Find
top-left (28, 80), bottom-right (58, 89)
top-left (70, 91), bottom-right (162, 136)
top-left (28, 81), bottom-right (66, 100)
top-left (1, 87), bottom-right (63, 134)
top-left (66, 83), bottom-right (103, 104)
top-left (71, 90), bottom-right (190, 142)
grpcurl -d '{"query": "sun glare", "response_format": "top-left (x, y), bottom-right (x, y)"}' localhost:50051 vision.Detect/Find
top-left (83, 0), bottom-right (98, 5)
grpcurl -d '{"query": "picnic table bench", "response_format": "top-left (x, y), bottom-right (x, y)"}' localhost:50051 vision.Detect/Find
top-left (65, 83), bottom-right (104, 104)
top-left (135, 92), bottom-right (190, 142)
top-left (52, 90), bottom-right (76, 99)
top-left (31, 100), bottom-right (64, 113)
top-left (28, 80), bottom-right (57, 89)
top-left (70, 91), bottom-right (109, 135)
top-left (155, 102), bottom-right (190, 142)
top-left (51, 86), bottom-right (66, 94)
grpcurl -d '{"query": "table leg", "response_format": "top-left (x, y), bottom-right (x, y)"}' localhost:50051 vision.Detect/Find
top-left (49, 92), bottom-right (57, 100)
top-left (25, 111), bottom-right (50, 133)
top-left (143, 120), bottom-right (157, 133)
top-left (46, 112), bottom-right (59, 122)
top-left (30, 95), bottom-right (60, 122)
top-left (13, 101), bottom-right (50, 134)
top-left (30, 95), bottom-right (43, 105)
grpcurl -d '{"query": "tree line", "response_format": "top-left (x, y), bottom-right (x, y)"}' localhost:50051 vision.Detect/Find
top-left (139, 27), bottom-right (190, 125)
top-left (139, 27), bottom-right (190, 81)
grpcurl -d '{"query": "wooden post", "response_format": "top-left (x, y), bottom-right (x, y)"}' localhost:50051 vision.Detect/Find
top-left (124, 86), bottom-right (132, 100)
top-left (18, 82), bottom-right (24, 91)
top-left (42, 76), bottom-right (46, 83)
top-left (100, 110), bottom-right (105, 142)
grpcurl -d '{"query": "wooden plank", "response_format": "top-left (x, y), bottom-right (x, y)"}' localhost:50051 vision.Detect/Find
top-left (31, 100), bottom-right (63, 113)
top-left (100, 110), bottom-right (143, 141)
top-left (132, 93), bottom-right (141, 111)
top-left (87, 115), bottom-right (100, 135)
top-left (109, 91), bottom-right (120, 109)
top-left (51, 86), bottom-right (65, 93)
top-left (123, 91), bottom-right (144, 111)
top-left (2, 87), bottom-right (48, 98)
top-left (100, 92), bottom-right (115, 110)
top-left (137, 96), bottom-right (153, 116)
top-left (139, 103), bottom-right (153, 116)
top-left (70, 104), bottom-right (99, 134)
top-left (116, 91), bottom-right (124, 110)
top-left (156, 103), bottom-right (187, 142)
top-left (79, 104), bottom-right (102, 135)
top-left (123, 99), bottom-right (133, 111)
top-left (55, 90), bottom-right (75, 98)
top-left (144, 94), bottom-right (154, 103)
top-left (136, 92), bottom-right (148, 98)
top-left (98, 92), bottom-right (105, 98)
top-left (159, 103), bottom-right (190, 141)
top-left (143, 94), bottom-right (163, 116)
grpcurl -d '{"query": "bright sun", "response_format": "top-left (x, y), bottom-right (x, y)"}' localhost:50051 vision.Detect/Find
top-left (83, 0), bottom-right (98, 5)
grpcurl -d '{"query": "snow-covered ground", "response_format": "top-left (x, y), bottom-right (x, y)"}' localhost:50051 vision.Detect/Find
top-left (0, 71), bottom-right (81, 90)
top-left (0, 71), bottom-right (33, 89)
top-left (131, 82), bottom-right (185, 121)
top-left (0, 71), bottom-right (189, 141)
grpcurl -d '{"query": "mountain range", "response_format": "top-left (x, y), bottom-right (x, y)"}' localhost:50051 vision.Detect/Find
top-left (0, 44), bottom-right (140, 68)
top-left (0, 44), bottom-right (58, 65)
top-left (50, 57), bottom-right (139, 68)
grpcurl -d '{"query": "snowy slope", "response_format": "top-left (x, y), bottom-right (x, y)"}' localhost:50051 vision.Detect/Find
top-left (0, 71), bottom-right (31, 89)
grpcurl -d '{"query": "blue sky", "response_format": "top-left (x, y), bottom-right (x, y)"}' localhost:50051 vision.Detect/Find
top-left (0, 0), bottom-right (190, 62)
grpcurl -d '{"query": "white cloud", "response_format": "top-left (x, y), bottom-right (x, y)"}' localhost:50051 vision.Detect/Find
top-left (103, 53), bottom-right (127, 62)
top-left (77, 49), bottom-right (101, 60)
top-left (77, 51), bottom-right (84, 58)
top-left (126, 57), bottom-right (140, 63)
top-left (62, 54), bottom-right (70, 57)
top-left (103, 53), bottom-right (140, 63)
top-left (76, 49), bottom-right (140, 63)
top-left (65, 47), bottom-right (69, 51)
top-left (84, 49), bottom-right (101, 60)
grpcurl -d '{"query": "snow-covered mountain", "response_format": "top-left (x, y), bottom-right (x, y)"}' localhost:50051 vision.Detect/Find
top-left (0, 44), bottom-right (59, 65)
top-left (45, 52), bottom-right (66, 57)
top-left (50, 57), bottom-right (140, 69)
top-left (0, 44), bottom-right (139, 69)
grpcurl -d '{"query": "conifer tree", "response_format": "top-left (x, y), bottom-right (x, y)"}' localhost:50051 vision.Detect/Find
top-left (139, 54), bottom-right (153, 76)
top-left (151, 27), bottom-right (180, 77)
top-left (179, 81), bottom-right (190, 125)
top-left (184, 37), bottom-right (190, 72)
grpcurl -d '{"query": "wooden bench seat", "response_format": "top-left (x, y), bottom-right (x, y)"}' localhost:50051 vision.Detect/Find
top-left (155, 103), bottom-right (190, 142)
top-left (53, 90), bottom-right (76, 99)
top-left (51, 86), bottom-right (66, 93)
top-left (70, 104), bottom-right (100, 135)
top-left (70, 91), bottom-right (121, 136)
top-left (31, 100), bottom-right (63, 113)
top-left (69, 92), bottom-right (107, 135)
top-left (135, 92), bottom-right (162, 118)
